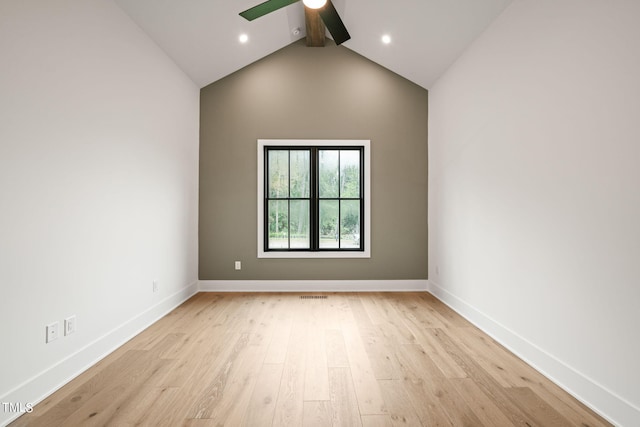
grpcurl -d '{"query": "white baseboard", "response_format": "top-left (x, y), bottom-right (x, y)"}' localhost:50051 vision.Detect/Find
top-left (0, 281), bottom-right (198, 427)
top-left (198, 279), bottom-right (428, 292)
top-left (427, 280), bottom-right (639, 427)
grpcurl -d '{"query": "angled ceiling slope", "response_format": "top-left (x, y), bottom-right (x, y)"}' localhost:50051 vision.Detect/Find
top-left (114, 0), bottom-right (513, 89)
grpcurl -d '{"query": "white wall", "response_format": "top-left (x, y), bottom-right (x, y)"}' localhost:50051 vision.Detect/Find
top-left (0, 1), bottom-right (199, 424)
top-left (428, 0), bottom-right (640, 425)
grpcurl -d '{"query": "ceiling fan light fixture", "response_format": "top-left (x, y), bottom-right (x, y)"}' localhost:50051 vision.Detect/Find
top-left (302, 0), bottom-right (327, 10)
top-left (239, 0), bottom-right (349, 45)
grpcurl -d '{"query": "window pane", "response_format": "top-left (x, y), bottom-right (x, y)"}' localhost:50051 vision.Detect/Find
top-left (290, 150), bottom-right (310, 198)
top-left (268, 150), bottom-right (288, 198)
top-left (340, 150), bottom-right (360, 198)
top-left (340, 200), bottom-right (360, 248)
top-left (319, 200), bottom-right (339, 248)
top-left (319, 150), bottom-right (339, 198)
top-left (268, 200), bottom-right (289, 249)
top-left (290, 200), bottom-right (310, 248)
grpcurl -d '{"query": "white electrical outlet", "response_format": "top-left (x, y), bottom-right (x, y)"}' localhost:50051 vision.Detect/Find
top-left (65, 316), bottom-right (76, 336)
top-left (153, 280), bottom-right (158, 293)
top-left (46, 321), bottom-right (59, 343)
top-left (234, 261), bottom-right (241, 270)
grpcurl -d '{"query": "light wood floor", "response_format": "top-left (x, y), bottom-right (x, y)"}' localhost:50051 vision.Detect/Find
top-left (11, 292), bottom-right (610, 426)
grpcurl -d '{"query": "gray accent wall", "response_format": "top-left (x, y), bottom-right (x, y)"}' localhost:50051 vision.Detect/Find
top-left (199, 39), bottom-right (428, 280)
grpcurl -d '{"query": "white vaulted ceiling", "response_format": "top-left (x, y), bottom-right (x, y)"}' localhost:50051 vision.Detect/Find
top-left (114, 0), bottom-right (513, 89)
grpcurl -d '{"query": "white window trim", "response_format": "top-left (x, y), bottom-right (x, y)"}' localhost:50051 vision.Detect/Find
top-left (257, 139), bottom-right (371, 259)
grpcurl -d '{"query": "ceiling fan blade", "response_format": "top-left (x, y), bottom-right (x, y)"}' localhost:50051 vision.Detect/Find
top-left (239, 0), bottom-right (300, 21)
top-left (318, 1), bottom-right (350, 45)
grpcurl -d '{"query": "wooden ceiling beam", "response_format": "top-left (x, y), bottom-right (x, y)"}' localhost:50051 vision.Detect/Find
top-left (304, 6), bottom-right (325, 47)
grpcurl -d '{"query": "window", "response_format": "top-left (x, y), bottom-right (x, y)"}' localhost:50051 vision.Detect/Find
top-left (258, 140), bottom-right (370, 258)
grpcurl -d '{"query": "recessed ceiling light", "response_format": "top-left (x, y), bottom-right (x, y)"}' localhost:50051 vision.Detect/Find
top-left (382, 34), bottom-right (391, 45)
top-left (239, 33), bottom-right (249, 44)
top-left (303, 0), bottom-right (327, 9)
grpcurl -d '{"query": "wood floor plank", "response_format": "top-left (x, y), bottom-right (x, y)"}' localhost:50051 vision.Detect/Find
top-left (10, 293), bottom-right (612, 427)
top-left (349, 295), bottom-right (380, 337)
top-left (182, 419), bottom-right (218, 426)
top-left (302, 401), bottom-right (332, 427)
top-left (137, 293), bottom-right (225, 351)
top-left (393, 344), bottom-right (458, 426)
top-left (524, 380), bottom-right (609, 427)
top-left (157, 324), bottom-right (227, 388)
top-left (55, 353), bottom-right (172, 426)
top-left (304, 324), bottom-right (330, 401)
top-left (322, 293), bottom-right (341, 330)
top-left (7, 348), bottom-right (125, 426)
top-left (450, 378), bottom-right (516, 427)
top-left (363, 335), bottom-right (401, 380)
top-left (394, 343), bottom-right (445, 382)
top-left (329, 367), bottom-right (363, 427)
top-left (401, 378), bottom-right (454, 427)
top-left (388, 293), bottom-right (447, 329)
top-left (369, 296), bottom-right (418, 345)
top-left (508, 387), bottom-right (573, 427)
top-left (434, 378), bottom-right (487, 427)
top-left (107, 385), bottom-right (180, 426)
top-left (405, 325), bottom-right (467, 379)
top-left (361, 414), bottom-right (393, 427)
top-left (424, 327), bottom-right (539, 427)
top-left (377, 379), bottom-right (422, 426)
top-left (418, 293), bottom-right (471, 328)
top-left (243, 363), bottom-right (284, 427)
top-left (449, 325), bottom-right (526, 387)
top-left (206, 342), bottom-right (266, 423)
top-left (272, 308), bottom-right (307, 427)
top-left (190, 298), bottom-right (273, 424)
top-left (21, 349), bottom-right (168, 427)
top-left (359, 292), bottom-right (390, 325)
top-left (453, 326), bottom-right (607, 426)
top-left (325, 329), bottom-right (349, 368)
top-left (186, 332), bottom-right (251, 419)
top-left (331, 293), bottom-right (354, 324)
top-left (264, 296), bottom-right (294, 364)
top-left (341, 320), bottom-right (387, 415)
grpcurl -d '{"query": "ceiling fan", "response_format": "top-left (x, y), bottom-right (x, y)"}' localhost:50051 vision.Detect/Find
top-left (239, 0), bottom-right (351, 46)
